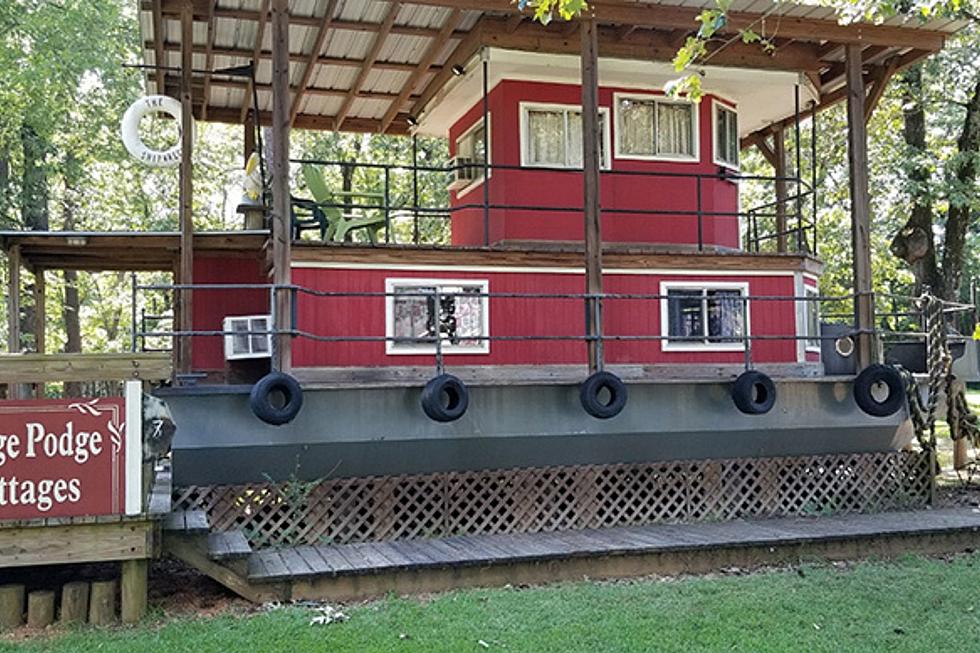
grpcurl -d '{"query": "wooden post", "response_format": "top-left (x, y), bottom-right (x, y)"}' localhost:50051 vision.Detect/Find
top-left (773, 128), bottom-right (788, 253)
top-left (120, 559), bottom-right (148, 624)
top-left (32, 267), bottom-right (45, 398)
top-left (0, 585), bottom-right (24, 629)
top-left (7, 245), bottom-right (20, 355)
top-left (26, 590), bottom-right (55, 629)
top-left (59, 581), bottom-right (89, 624)
top-left (244, 115), bottom-right (256, 163)
top-left (177, 0), bottom-right (195, 376)
top-left (270, 0), bottom-right (292, 373)
top-left (88, 580), bottom-right (117, 626)
top-left (580, 15), bottom-right (603, 374)
top-left (845, 44), bottom-right (874, 370)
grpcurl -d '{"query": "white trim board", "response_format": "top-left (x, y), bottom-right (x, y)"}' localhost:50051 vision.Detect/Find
top-left (124, 380), bottom-right (143, 517)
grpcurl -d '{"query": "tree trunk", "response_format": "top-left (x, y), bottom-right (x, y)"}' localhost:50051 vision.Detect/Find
top-left (940, 75), bottom-right (980, 301)
top-left (20, 124), bottom-right (49, 231)
top-left (61, 154), bottom-right (82, 397)
top-left (889, 65), bottom-right (942, 296)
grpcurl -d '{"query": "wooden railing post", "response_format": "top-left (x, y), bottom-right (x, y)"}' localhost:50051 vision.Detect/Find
top-left (177, 0), bottom-right (194, 376)
top-left (270, 0), bottom-right (292, 373)
top-left (580, 15), bottom-right (603, 374)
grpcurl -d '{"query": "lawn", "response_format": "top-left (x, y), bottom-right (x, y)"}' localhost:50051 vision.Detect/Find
top-left (5, 554), bottom-right (980, 653)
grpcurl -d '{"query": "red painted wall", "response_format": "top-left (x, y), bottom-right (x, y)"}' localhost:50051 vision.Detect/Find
top-left (191, 255), bottom-right (269, 372)
top-left (291, 265), bottom-right (799, 368)
top-left (448, 80), bottom-right (740, 249)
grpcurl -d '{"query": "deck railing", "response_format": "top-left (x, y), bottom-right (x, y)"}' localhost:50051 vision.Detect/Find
top-left (283, 158), bottom-right (816, 253)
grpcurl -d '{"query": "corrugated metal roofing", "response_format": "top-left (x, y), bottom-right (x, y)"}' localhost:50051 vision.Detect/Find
top-left (138, 0), bottom-right (965, 135)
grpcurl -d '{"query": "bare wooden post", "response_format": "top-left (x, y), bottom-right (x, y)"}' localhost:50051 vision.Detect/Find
top-left (773, 128), bottom-right (788, 253)
top-left (26, 590), bottom-right (55, 629)
top-left (120, 559), bottom-right (148, 624)
top-left (270, 0), bottom-right (292, 373)
top-left (580, 15), bottom-right (603, 374)
top-left (0, 585), bottom-right (24, 629)
top-left (32, 267), bottom-right (45, 398)
top-left (845, 44), bottom-right (874, 370)
top-left (7, 245), bottom-right (24, 399)
top-left (88, 580), bottom-right (117, 626)
top-left (59, 581), bottom-right (89, 624)
top-left (244, 115), bottom-right (256, 163)
top-left (177, 0), bottom-right (195, 376)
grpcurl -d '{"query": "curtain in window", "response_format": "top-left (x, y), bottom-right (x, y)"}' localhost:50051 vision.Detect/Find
top-left (618, 99), bottom-right (655, 155)
top-left (527, 110), bottom-right (565, 165)
top-left (667, 290), bottom-right (704, 341)
top-left (566, 111), bottom-right (583, 167)
top-left (715, 107), bottom-right (738, 165)
top-left (657, 103), bottom-right (693, 156)
top-left (707, 290), bottom-right (744, 342)
top-left (393, 287), bottom-right (436, 344)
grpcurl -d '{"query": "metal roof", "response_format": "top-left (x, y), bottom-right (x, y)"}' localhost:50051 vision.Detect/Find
top-left (138, 0), bottom-right (964, 138)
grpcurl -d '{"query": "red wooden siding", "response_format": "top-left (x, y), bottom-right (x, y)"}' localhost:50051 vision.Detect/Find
top-left (291, 265), bottom-right (799, 368)
top-left (448, 80), bottom-right (739, 249)
top-left (191, 255), bottom-right (269, 371)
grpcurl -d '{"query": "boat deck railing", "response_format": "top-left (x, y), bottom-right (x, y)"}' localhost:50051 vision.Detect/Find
top-left (271, 158), bottom-right (817, 254)
top-left (130, 281), bottom-right (975, 382)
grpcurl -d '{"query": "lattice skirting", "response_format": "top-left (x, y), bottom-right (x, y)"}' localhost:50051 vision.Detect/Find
top-left (173, 450), bottom-right (934, 548)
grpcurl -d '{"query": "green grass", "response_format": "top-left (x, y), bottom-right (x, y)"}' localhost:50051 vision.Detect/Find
top-left (7, 554), bottom-right (980, 652)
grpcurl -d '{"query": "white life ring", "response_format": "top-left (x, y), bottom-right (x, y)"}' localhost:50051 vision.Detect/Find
top-left (120, 95), bottom-right (196, 168)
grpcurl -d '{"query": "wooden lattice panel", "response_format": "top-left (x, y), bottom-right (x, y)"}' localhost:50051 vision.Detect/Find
top-left (173, 451), bottom-right (934, 548)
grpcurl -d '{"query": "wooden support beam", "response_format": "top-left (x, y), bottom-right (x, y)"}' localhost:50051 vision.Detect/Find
top-left (240, 0), bottom-right (270, 124)
top-left (581, 16), bottom-right (603, 374)
top-left (864, 55), bottom-right (899, 123)
top-left (32, 267), bottom-right (44, 355)
top-left (120, 559), bottom-right (148, 624)
top-left (199, 0), bottom-right (219, 120)
top-left (270, 0), bottom-right (291, 372)
top-left (244, 116), bottom-right (255, 162)
top-left (178, 0), bottom-right (194, 375)
top-left (7, 245), bottom-right (19, 356)
top-left (411, 18), bottom-right (485, 120)
top-left (0, 353), bottom-right (172, 384)
top-left (380, 8), bottom-right (462, 133)
top-left (152, 0), bottom-right (166, 94)
top-left (289, 0), bottom-right (338, 126)
top-left (845, 44), bottom-right (874, 370)
top-left (334, 2), bottom-right (402, 131)
top-left (750, 134), bottom-right (776, 166)
top-left (774, 128), bottom-right (788, 253)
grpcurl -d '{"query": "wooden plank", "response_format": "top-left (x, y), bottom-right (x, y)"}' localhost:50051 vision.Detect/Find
top-left (293, 545), bottom-right (331, 574)
top-left (0, 353), bottom-right (172, 384)
top-left (152, 0), bottom-right (166, 93)
top-left (120, 559), bottom-right (148, 624)
top-left (7, 244), bottom-right (20, 356)
top-left (208, 531), bottom-right (252, 560)
top-left (177, 0), bottom-right (194, 376)
top-left (183, 510), bottom-right (210, 533)
top-left (270, 0), bottom-right (292, 373)
top-left (278, 547), bottom-right (315, 577)
top-left (0, 521), bottom-right (153, 568)
top-left (311, 544), bottom-right (357, 574)
top-left (250, 550), bottom-right (290, 580)
top-left (845, 43), bottom-right (874, 369)
top-left (163, 511), bottom-right (186, 532)
top-left (199, 0), bottom-right (220, 120)
top-left (581, 15), bottom-right (603, 373)
top-left (32, 268), bottom-right (44, 355)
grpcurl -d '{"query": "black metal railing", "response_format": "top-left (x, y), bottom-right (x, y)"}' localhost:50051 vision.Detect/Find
top-left (284, 158), bottom-right (815, 253)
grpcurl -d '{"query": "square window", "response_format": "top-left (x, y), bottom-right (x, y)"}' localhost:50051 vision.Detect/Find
top-left (615, 94), bottom-right (698, 161)
top-left (663, 284), bottom-right (748, 350)
top-left (714, 103), bottom-right (739, 168)
top-left (521, 104), bottom-right (610, 169)
top-left (387, 279), bottom-right (490, 355)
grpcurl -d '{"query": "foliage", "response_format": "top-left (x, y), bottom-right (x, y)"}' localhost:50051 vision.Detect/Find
top-left (8, 554), bottom-right (980, 651)
top-left (515, 0), bottom-right (589, 25)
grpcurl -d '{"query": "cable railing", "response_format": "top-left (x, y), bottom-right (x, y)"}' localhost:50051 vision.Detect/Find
top-left (283, 158), bottom-right (815, 253)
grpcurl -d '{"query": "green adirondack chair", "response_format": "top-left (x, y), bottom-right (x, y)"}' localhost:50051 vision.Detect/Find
top-left (300, 164), bottom-right (386, 243)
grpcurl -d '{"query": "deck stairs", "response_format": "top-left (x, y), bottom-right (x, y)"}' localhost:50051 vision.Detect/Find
top-left (161, 507), bottom-right (980, 604)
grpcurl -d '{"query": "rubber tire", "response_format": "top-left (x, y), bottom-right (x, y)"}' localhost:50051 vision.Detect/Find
top-left (421, 374), bottom-right (469, 423)
top-left (853, 364), bottom-right (906, 417)
top-left (731, 370), bottom-right (777, 415)
top-left (249, 372), bottom-right (303, 426)
top-left (580, 371), bottom-right (628, 419)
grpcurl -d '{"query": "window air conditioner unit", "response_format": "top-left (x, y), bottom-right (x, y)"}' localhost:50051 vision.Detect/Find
top-left (448, 156), bottom-right (479, 191)
top-left (223, 315), bottom-right (272, 360)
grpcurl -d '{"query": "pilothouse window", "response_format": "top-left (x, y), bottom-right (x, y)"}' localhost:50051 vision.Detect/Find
top-left (661, 283), bottom-right (748, 350)
top-left (615, 94), bottom-right (697, 161)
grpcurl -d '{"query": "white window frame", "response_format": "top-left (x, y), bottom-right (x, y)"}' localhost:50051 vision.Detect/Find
top-left (659, 281), bottom-right (750, 352)
top-left (223, 314), bottom-right (272, 360)
top-left (613, 92), bottom-right (700, 163)
top-left (453, 115), bottom-right (491, 199)
top-left (518, 102), bottom-right (612, 169)
top-left (385, 278), bottom-right (490, 355)
top-left (803, 283), bottom-right (821, 353)
top-left (712, 100), bottom-right (739, 170)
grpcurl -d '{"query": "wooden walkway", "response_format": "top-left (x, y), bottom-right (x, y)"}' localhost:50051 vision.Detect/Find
top-left (165, 507), bottom-right (980, 604)
top-left (247, 508), bottom-right (980, 582)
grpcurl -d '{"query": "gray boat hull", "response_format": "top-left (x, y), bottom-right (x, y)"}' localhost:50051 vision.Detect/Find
top-left (160, 378), bottom-right (911, 486)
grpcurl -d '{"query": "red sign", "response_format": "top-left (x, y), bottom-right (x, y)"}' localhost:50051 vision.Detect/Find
top-left (0, 398), bottom-right (129, 520)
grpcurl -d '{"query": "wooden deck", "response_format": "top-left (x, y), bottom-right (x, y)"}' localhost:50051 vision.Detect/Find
top-left (166, 507), bottom-right (980, 604)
